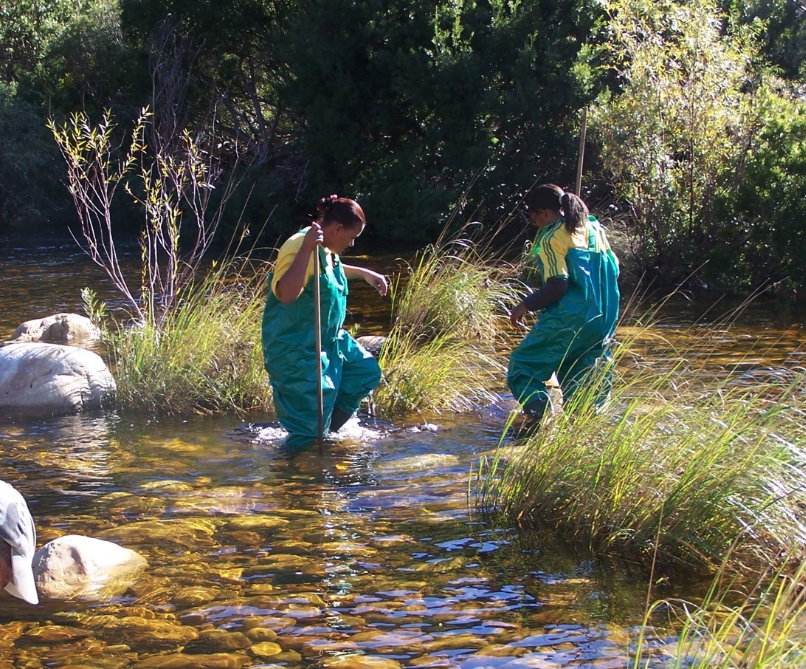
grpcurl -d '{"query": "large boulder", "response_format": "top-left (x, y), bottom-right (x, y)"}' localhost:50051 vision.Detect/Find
top-left (32, 534), bottom-right (148, 600)
top-left (0, 343), bottom-right (116, 418)
top-left (8, 313), bottom-right (100, 345)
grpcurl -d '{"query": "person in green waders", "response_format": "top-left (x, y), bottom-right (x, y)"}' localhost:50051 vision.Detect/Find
top-left (508, 184), bottom-right (620, 426)
top-left (262, 195), bottom-right (388, 449)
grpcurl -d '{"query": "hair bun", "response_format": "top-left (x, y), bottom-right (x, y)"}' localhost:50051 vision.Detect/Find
top-left (317, 194), bottom-right (340, 216)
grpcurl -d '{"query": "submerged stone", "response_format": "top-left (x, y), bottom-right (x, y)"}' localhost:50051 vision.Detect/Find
top-left (172, 586), bottom-right (222, 608)
top-left (240, 616), bottom-right (294, 633)
top-left (139, 480), bottom-right (194, 493)
top-left (130, 653), bottom-right (250, 668)
top-left (423, 633), bottom-right (488, 652)
top-left (248, 641), bottom-right (283, 658)
top-left (22, 625), bottom-right (92, 643)
top-left (376, 454), bottom-right (460, 473)
top-left (33, 535), bottom-right (148, 600)
top-left (244, 627), bottom-right (278, 642)
top-left (184, 629), bottom-right (251, 653)
top-left (55, 655), bottom-right (132, 669)
top-left (99, 617), bottom-right (199, 652)
top-left (299, 638), bottom-right (358, 656)
top-left (476, 645), bottom-right (530, 657)
top-left (98, 519), bottom-right (217, 550)
top-left (224, 516), bottom-right (290, 531)
top-left (320, 654), bottom-right (402, 669)
top-left (270, 539), bottom-right (314, 554)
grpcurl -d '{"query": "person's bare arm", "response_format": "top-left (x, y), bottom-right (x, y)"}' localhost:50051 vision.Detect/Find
top-left (343, 264), bottom-right (389, 296)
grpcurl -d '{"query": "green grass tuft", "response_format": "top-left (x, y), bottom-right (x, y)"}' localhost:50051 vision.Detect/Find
top-left (374, 238), bottom-right (521, 417)
top-left (106, 259), bottom-right (272, 415)
top-left (478, 317), bottom-right (806, 576)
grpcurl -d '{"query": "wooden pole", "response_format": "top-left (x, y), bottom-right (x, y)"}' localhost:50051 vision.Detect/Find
top-left (313, 247), bottom-right (324, 454)
top-left (575, 107), bottom-right (588, 197)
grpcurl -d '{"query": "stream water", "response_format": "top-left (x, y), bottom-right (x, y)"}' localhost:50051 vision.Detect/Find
top-left (1, 238), bottom-right (804, 669)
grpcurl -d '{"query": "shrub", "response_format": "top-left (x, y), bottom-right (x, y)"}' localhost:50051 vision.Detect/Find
top-left (106, 259), bottom-right (272, 415)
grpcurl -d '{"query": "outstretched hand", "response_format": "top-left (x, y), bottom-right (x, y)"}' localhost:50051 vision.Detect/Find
top-left (365, 270), bottom-right (389, 296)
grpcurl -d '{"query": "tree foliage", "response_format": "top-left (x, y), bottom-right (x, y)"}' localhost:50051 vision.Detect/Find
top-left (721, 0), bottom-right (806, 81)
top-left (275, 0), bottom-right (603, 240)
top-left (0, 0), bottom-right (91, 83)
top-left (713, 87), bottom-right (806, 291)
top-left (2, 0), bottom-right (806, 294)
top-left (591, 0), bottom-right (806, 293)
top-left (591, 0), bottom-right (767, 288)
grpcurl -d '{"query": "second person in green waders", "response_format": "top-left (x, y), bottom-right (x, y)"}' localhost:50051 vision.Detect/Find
top-left (262, 195), bottom-right (388, 449)
top-left (508, 184), bottom-right (620, 426)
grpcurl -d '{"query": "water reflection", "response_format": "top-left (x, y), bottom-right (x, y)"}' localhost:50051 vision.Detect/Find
top-left (2, 244), bottom-right (804, 666)
top-left (0, 411), bottom-right (663, 668)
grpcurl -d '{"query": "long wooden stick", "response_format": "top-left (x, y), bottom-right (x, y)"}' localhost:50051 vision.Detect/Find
top-left (575, 107), bottom-right (588, 197)
top-left (313, 247), bottom-right (324, 454)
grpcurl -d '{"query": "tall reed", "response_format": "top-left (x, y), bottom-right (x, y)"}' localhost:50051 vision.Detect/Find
top-left (391, 239), bottom-right (521, 342)
top-left (478, 316), bottom-right (806, 575)
top-left (635, 556), bottom-right (806, 668)
top-left (374, 237), bottom-right (523, 416)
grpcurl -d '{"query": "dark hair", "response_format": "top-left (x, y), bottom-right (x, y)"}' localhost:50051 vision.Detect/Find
top-left (524, 184), bottom-right (589, 232)
top-left (315, 194), bottom-right (366, 229)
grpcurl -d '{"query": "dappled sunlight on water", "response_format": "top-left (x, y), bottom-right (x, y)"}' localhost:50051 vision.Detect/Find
top-left (2, 242), bottom-right (805, 667)
top-left (0, 412), bottom-right (658, 668)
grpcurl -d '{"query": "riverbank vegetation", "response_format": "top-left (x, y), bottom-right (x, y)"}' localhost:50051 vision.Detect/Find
top-left (636, 556), bottom-right (806, 668)
top-left (478, 309), bottom-right (806, 577)
top-left (2, 0), bottom-right (805, 297)
top-left (101, 260), bottom-right (272, 415)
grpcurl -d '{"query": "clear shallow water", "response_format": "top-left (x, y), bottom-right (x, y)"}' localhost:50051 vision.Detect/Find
top-left (0, 411), bottom-right (658, 668)
top-left (1, 239), bottom-right (805, 667)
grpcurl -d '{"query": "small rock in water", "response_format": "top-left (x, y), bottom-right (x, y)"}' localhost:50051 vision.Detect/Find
top-left (406, 423), bottom-right (439, 433)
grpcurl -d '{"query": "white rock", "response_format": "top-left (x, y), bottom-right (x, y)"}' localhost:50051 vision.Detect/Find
top-left (0, 343), bottom-right (116, 417)
top-left (32, 534), bottom-right (148, 600)
top-left (9, 313), bottom-right (100, 344)
top-left (356, 335), bottom-right (386, 358)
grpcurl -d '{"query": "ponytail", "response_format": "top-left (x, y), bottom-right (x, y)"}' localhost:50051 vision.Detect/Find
top-left (560, 192), bottom-right (589, 233)
top-left (524, 183), bottom-right (588, 232)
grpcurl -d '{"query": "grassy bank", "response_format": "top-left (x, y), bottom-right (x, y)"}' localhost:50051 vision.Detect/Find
top-left (477, 315), bottom-right (806, 576)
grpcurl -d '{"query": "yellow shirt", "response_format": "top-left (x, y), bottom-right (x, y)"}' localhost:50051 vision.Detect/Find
top-left (537, 223), bottom-right (586, 281)
top-left (536, 217), bottom-right (617, 281)
top-left (271, 229), bottom-right (336, 298)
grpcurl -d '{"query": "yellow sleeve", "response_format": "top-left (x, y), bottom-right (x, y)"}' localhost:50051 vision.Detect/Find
top-left (271, 232), bottom-right (314, 299)
top-left (538, 227), bottom-right (573, 281)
